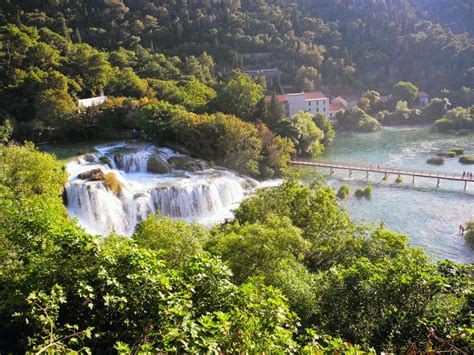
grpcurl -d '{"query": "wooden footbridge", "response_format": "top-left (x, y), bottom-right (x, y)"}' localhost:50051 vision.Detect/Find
top-left (291, 160), bottom-right (473, 191)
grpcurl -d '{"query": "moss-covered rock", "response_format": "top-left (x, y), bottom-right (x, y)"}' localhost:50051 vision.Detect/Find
top-left (147, 154), bottom-right (170, 173)
top-left (168, 156), bottom-right (209, 172)
top-left (99, 156), bottom-right (113, 167)
top-left (77, 168), bottom-right (105, 181)
top-left (459, 155), bottom-right (474, 164)
top-left (450, 148), bottom-right (464, 156)
top-left (104, 172), bottom-right (122, 195)
top-left (83, 154), bottom-right (96, 162)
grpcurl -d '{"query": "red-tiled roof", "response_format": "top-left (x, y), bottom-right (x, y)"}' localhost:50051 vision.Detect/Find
top-left (265, 94), bottom-right (288, 103)
top-left (265, 91), bottom-right (327, 103)
top-left (418, 91), bottom-right (430, 98)
top-left (329, 102), bottom-right (346, 111)
top-left (304, 92), bottom-right (327, 100)
top-left (339, 95), bottom-right (360, 102)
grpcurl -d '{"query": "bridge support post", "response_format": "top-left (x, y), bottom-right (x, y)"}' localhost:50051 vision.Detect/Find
top-left (465, 181), bottom-right (468, 191)
top-left (366, 170), bottom-right (369, 181)
top-left (349, 169), bottom-right (352, 178)
top-left (437, 178), bottom-right (440, 188)
top-left (412, 175), bottom-right (415, 185)
top-left (330, 167), bottom-right (334, 175)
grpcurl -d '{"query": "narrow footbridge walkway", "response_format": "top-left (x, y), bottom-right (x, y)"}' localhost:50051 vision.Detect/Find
top-left (291, 160), bottom-right (473, 191)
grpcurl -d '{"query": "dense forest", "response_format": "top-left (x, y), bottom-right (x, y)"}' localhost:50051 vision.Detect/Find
top-left (1, 0), bottom-right (473, 93)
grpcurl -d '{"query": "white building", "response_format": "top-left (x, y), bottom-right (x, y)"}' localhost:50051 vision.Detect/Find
top-left (329, 102), bottom-right (346, 119)
top-left (333, 95), bottom-right (360, 109)
top-left (77, 95), bottom-right (108, 108)
top-left (266, 92), bottom-right (330, 118)
top-left (418, 91), bottom-right (430, 106)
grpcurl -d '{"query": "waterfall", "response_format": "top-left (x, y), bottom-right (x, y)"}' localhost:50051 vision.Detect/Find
top-left (65, 143), bottom-right (257, 236)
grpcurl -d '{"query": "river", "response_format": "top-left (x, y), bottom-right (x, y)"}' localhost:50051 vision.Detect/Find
top-left (317, 126), bottom-right (474, 263)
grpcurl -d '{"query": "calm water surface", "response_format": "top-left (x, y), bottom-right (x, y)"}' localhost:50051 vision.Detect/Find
top-left (317, 126), bottom-right (474, 263)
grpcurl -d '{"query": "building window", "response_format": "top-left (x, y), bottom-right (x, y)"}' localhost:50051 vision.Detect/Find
top-left (308, 101), bottom-right (311, 106)
top-left (316, 108), bottom-right (319, 112)
top-left (323, 107), bottom-right (326, 112)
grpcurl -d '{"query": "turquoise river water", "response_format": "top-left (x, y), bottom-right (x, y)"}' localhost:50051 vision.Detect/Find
top-left (313, 126), bottom-right (473, 263)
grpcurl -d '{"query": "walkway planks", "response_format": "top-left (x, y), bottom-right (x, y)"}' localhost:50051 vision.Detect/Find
top-left (291, 160), bottom-right (473, 190)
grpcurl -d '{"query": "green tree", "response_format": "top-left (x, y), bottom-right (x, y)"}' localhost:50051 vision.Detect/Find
top-left (280, 112), bottom-right (324, 156)
top-left (133, 214), bottom-right (209, 268)
top-left (106, 67), bottom-right (148, 98)
top-left (265, 91), bottom-right (286, 129)
top-left (213, 71), bottom-right (264, 121)
top-left (393, 81), bottom-right (419, 106)
top-left (207, 215), bottom-right (309, 284)
top-left (313, 112), bottom-right (335, 146)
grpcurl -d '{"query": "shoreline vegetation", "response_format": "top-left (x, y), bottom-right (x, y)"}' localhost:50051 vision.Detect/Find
top-left (333, 84), bottom-right (473, 134)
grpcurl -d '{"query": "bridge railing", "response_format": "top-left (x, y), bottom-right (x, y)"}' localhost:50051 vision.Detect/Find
top-left (291, 160), bottom-right (470, 180)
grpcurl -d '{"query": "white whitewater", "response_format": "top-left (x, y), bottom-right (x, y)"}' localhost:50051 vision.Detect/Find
top-left (65, 143), bottom-right (261, 236)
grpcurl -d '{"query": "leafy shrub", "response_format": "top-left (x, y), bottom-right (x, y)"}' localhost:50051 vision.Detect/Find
top-left (336, 184), bottom-right (350, 199)
top-left (354, 185), bottom-right (372, 198)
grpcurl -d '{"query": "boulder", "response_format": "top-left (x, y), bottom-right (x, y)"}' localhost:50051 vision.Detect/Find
top-left (426, 157), bottom-right (444, 165)
top-left (77, 168), bottom-right (105, 181)
top-left (168, 156), bottom-right (209, 172)
top-left (99, 156), bottom-right (113, 167)
top-left (83, 154), bottom-right (96, 162)
top-left (147, 154), bottom-right (170, 174)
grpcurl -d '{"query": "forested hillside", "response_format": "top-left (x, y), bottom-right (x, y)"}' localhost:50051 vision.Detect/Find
top-left (1, 0), bottom-right (473, 93)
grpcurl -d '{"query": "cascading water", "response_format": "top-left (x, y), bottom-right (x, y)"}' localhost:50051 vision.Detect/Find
top-left (65, 143), bottom-right (261, 236)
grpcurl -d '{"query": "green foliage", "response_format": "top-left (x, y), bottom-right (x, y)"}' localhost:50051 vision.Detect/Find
top-left (434, 106), bottom-right (474, 132)
top-left (278, 111), bottom-right (324, 156)
top-left (0, 119), bottom-right (13, 144)
top-left (336, 108), bottom-right (381, 132)
top-left (106, 67), bottom-right (148, 98)
top-left (207, 215), bottom-right (309, 284)
top-left (450, 148), bottom-right (464, 156)
top-left (465, 220), bottom-right (474, 241)
top-left (264, 91), bottom-right (286, 129)
top-left (212, 71), bottom-right (264, 121)
top-left (336, 184), bottom-right (350, 199)
top-left (393, 81), bottom-right (419, 106)
top-left (459, 155), bottom-right (474, 164)
top-left (133, 214), bottom-right (209, 268)
top-left (313, 113), bottom-right (335, 146)
top-left (295, 65), bottom-right (320, 92)
top-left (354, 185), bottom-right (373, 198)
top-left (257, 123), bottom-right (295, 178)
